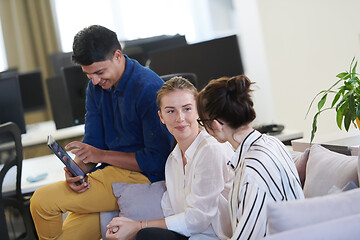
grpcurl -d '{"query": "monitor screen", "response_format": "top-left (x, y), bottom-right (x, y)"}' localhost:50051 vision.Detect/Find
top-left (122, 34), bottom-right (187, 66)
top-left (0, 68), bottom-right (17, 78)
top-left (0, 73), bottom-right (27, 134)
top-left (46, 76), bottom-right (74, 130)
top-left (61, 65), bottom-right (89, 126)
top-left (18, 70), bottom-right (46, 112)
top-left (149, 35), bottom-right (244, 90)
top-left (50, 52), bottom-right (74, 77)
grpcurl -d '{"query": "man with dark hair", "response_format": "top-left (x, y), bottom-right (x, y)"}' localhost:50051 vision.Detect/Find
top-left (30, 25), bottom-right (173, 240)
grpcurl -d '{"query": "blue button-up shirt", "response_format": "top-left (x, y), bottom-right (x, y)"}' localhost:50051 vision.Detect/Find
top-left (83, 55), bottom-right (173, 182)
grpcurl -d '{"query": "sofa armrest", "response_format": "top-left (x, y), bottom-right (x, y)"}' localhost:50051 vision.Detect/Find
top-left (263, 213), bottom-right (360, 240)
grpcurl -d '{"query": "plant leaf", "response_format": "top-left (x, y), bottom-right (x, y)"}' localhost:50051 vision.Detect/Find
top-left (349, 93), bottom-right (355, 112)
top-left (352, 61), bottom-right (358, 74)
top-left (310, 112), bottom-right (319, 144)
top-left (336, 72), bottom-right (348, 78)
top-left (348, 77), bottom-right (356, 84)
top-left (331, 90), bottom-right (342, 108)
top-left (335, 95), bottom-right (348, 111)
top-left (318, 94), bottom-right (327, 110)
top-left (350, 57), bottom-right (356, 73)
top-left (356, 104), bottom-right (360, 120)
top-left (309, 107), bottom-right (332, 143)
top-left (344, 111), bottom-right (352, 131)
top-left (343, 74), bottom-right (351, 80)
top-left (336, 109), bottom-right (343, 129)
top-left (305, 90), bottom-right (326, 118)
top-left (337, 101), bottom-right (348, 129)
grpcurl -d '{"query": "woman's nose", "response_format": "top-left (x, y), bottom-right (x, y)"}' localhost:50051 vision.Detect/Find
top-left (176, 112), bottom-right (184, 122)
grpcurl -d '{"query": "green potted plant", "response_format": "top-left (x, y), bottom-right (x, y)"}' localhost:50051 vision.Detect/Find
top-left (306, 57), bottom-right (360, 143)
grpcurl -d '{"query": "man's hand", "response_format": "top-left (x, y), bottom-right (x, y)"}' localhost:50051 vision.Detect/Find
top-left (65, 141), bottom-right (104, 164)
top-left (64, 167), bottom-right (90, 193)
top-left (106, 217), bottom-right (140, 240)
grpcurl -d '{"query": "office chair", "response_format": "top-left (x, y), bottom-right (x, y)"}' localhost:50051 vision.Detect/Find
top-left (160, 73), bottom-right (198, 90)
top-left (0, 122), bottom-right (38, 240)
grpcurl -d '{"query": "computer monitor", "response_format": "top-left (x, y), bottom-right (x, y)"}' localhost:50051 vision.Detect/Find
top-left (61, 65), bottom-right (89, 126)
top-left (149, 35), bottom-right (244, 90)
top-left (0, 72), bottom-right (26, 134)
top-left (122, 34), bottom-right (187, 66)
top-left (18, 70), bottom-right (46, 112)
top-left (50, 52), bottom-right (75, 77)
top-left (46, 76), bottom-right (74, 129)
top-left (0, 68), bottom-right (17, 78)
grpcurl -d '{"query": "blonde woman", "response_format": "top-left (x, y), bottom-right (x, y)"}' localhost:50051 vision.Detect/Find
top-left (106, 77), bottom-right (234, 240)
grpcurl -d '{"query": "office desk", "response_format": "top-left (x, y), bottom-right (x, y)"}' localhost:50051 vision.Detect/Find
top-left (271, 128), bottom-right (303, 145)
top-left (2, 153), bottom-right (73, 195)
top-left (22, 121), bottom-right (84, 159)
top-left (291, 128), bottom-right (360, 156)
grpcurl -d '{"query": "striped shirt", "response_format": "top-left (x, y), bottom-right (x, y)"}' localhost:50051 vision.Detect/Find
top-left (228, 130), bottom-right (304, 240)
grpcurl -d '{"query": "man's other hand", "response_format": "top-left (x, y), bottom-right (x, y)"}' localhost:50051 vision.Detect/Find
top-left (64, 167), bottom-right (90, 193)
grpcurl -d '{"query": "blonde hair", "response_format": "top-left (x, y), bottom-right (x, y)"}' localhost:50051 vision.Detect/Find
top-left (157, 77), bottom-right (198, 109)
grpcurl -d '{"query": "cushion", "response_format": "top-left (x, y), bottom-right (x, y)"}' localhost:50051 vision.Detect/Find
top-left (267, 188), bottom-right (360, 234)
top-left (112, 181), bottom-right (166, 221)
top-left (328, 181), bottom-right (358, 194)
top-left (100, 210), bottom-right (119, 239)
top-left (290, 148), bottom-right (309, 187)
top-left (358, 149), bottom-right (360, 186)
top-left (303, 144), bottom-right (359, 198)
top-left (264, 213), bottom-right (360, 240)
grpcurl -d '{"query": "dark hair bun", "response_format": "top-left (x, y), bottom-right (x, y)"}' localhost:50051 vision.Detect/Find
top-left (197, 74), bottom-right (256, 129)
top-left (226, 75), bottom-right (253, 102)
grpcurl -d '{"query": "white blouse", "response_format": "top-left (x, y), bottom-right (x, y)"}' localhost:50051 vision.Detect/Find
top-left (228, 130), bottom-right (304, 240)
top-left (162, 130), bottom-right (234, 240)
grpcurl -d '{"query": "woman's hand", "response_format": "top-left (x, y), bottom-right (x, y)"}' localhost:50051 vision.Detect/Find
top-left (106, 217), bottom-right (141, 240)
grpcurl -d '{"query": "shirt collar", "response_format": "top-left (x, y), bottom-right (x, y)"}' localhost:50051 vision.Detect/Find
top-left (171, 129), bottom-right (207, 166)
top-left (110, 54), bottom-right (133, 94)
top-left (228, 129), bottom-right (262, 170)
top-left (184, 130), bottom-right (208, 164)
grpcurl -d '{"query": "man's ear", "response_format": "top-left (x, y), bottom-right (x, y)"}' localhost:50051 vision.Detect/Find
top-left (113, 49), bottom-right (122, 62)
top-left (158, 110), bottom-right (165, 124)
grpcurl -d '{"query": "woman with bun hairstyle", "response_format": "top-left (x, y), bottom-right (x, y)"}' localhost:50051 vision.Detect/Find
top-left (197, 75), bottom-right (304, 240)
top-left (106, 77), bottom-right (234, 240)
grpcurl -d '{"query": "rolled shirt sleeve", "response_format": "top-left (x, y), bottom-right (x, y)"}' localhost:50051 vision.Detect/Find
top-left (165, 212), bottom-right (191, 237)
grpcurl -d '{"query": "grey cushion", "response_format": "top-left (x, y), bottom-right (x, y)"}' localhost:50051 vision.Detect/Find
top-left (100, 211), bottom-right (119, 240)
top-left (100, 181), bottom-right (166, 239)
top-left (291, 148), bottom-right (310, 187)
top-left (303, 144), bottom-right (359, 197)
top-left (112, 181), bottom-right (166, 221)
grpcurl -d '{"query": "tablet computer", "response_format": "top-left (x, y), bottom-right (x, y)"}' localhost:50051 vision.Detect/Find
top-left (47, 135), bottom-right (86, 185)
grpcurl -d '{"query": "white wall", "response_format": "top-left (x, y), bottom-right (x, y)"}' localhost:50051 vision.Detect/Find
top-left (234, 0), bottom-right (360, 139)
top-left (233, 0), bottom-right (276, 128)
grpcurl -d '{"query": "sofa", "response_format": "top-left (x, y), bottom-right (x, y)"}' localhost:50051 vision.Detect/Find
top-left (100, 144), bottom-right (360, 239)
top-left (263, 144), bottom-right (360, 239)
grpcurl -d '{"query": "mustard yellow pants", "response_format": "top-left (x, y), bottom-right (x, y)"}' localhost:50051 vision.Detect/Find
top-left (30, 166), bottom-right (150, 240)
